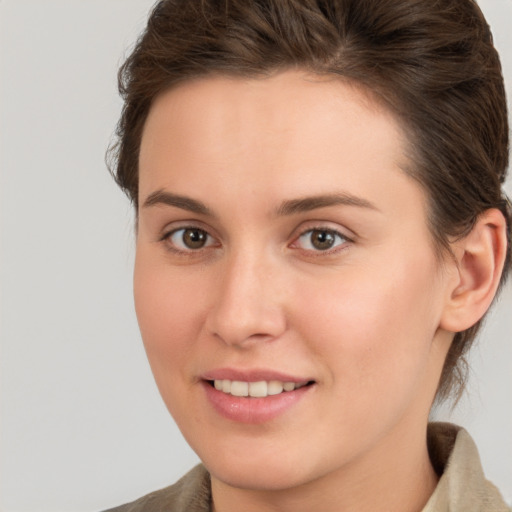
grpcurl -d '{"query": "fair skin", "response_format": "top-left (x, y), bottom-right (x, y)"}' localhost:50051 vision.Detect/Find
top-left (134, 70), bottom-right (506, 512)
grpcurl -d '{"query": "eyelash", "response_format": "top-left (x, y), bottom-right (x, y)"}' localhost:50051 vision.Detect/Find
top-left (160, 225), bottom-right (352, 256)
top-left (291, 227), bottom-right (351, 254)
top-left (160, 226), bottom-right (218, 255)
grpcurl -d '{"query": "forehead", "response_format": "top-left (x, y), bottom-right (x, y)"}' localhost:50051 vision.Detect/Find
top-left (138, 70), bottom-right (424, 221)
top-left (142, 71), bottom-right (403, 154)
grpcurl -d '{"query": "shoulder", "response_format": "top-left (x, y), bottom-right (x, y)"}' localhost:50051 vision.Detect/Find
top-left (102, 464), bottom-right (211, 512)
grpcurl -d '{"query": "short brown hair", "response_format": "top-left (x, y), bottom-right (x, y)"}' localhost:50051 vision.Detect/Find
top-left (109, 0), bottom-right (511, 402)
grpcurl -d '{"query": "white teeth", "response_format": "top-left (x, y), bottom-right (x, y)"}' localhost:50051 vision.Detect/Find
top-left (249, 381), bottom-right (267, 397)
top-left (230, 381), bottom-right (249, 397)
top-left (283, 382), bottom-right (296, 392)
top-left (212, 379), bottom-right (307, 397)
top-left (267, 380), bottom-right (284, 395)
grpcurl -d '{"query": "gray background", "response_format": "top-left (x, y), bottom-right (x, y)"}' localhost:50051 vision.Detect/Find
top-left (0, 1), bottom-right (510, 510)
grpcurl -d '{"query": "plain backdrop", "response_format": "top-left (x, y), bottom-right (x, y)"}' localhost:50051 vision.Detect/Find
top-left (0, 1), bottom-right (511, 510)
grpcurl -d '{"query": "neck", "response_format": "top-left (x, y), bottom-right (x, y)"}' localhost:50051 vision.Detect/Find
top-left (211, 421), bottom-right (438, 512)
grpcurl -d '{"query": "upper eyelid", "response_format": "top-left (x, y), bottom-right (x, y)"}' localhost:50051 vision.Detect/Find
top-left (160, 220), bottom-right (218, 239)
top-left (161, 227), bottom-right (219, 255)
top-left (287, 227), bottom-right (353, 258)
top-left (292, 222), bottom-right (355, 242)
top-left (293, 228), bottom-right (350, 246)
top-left (299, 226), bottom-right (348, 237)
top-left (157, 220), bottom-right (354, 247)
top-left (158, 222), bottom-right (215, 243)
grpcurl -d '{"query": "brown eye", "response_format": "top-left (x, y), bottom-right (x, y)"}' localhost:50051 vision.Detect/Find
top-left (182, 229), bottom-right (207, 249)
top-left (168, 228), bottom-right (214, 251)
top-left (296, 228), bottom-right (347, 252)
top-left (310, 230), bottom-right (336, 250)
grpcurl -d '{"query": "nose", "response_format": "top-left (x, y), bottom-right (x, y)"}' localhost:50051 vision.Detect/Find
top-left (205, 250), bottom-right (287, 347)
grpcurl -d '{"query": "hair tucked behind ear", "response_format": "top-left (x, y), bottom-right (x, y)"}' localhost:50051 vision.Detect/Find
top-left (107, 0), bottom-right (510, 403)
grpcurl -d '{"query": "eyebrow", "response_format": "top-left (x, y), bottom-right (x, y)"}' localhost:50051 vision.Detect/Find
top-left (142, 190), bottom-right (213, 216)
top-left (142, 190), bottom-right (378, 217)
top-left (276, 193), bottom-right (378, 216)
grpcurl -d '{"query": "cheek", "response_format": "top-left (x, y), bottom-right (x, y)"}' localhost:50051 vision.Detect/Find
top-left (133, 256), bottom-right (209, 382)
top-left (296, 254), bottom-right (443, 399)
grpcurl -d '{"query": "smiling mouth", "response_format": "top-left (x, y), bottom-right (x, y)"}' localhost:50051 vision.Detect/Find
top-left (208, 379), bottom-right (314, 398)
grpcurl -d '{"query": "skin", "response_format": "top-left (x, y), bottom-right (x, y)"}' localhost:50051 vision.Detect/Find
top-left (134, 70), bottom-right (465, 512)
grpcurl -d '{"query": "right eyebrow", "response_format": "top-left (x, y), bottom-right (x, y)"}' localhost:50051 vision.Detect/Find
top-left (142, 190), bottom-right (213, 216)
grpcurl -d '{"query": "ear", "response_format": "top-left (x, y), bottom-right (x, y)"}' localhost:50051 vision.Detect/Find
top-left (440, 208), bottom-right (508, 333)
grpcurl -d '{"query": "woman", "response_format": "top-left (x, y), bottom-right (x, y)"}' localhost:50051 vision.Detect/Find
top-left (106, 0), bottom-right (511, 510)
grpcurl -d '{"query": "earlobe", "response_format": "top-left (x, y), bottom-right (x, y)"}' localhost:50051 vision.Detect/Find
top-left (440, 208), bottom-right (508, 333)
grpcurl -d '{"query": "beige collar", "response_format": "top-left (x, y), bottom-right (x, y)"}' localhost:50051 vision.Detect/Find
top-left (422, 423), bottom-right (509, 512)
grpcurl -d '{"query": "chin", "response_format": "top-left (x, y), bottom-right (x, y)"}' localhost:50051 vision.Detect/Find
top-left (205, 457), bottom-right (313, 492)
top-left (193, 432), bottom-right (338, 493)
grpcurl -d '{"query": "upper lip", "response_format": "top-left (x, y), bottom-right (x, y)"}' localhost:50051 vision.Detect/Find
top-left (201, 368), bottom-right (313, 384)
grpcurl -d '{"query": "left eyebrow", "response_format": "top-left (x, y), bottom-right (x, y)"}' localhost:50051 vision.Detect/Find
top-left (276, 193), bottom-right (379, 216)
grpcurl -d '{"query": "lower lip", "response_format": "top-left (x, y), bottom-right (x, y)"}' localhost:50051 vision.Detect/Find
top-left (202, 381), bottom-right (313, 424)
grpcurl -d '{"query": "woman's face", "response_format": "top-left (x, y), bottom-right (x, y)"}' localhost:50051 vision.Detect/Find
top-left (135, 71), bottom-right (455, 491)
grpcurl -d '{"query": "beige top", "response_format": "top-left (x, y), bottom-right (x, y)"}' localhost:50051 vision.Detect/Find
top-left (423, 423), bottom-right (509, 511)
top-left (104, 423), bottom-right (510, 512)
